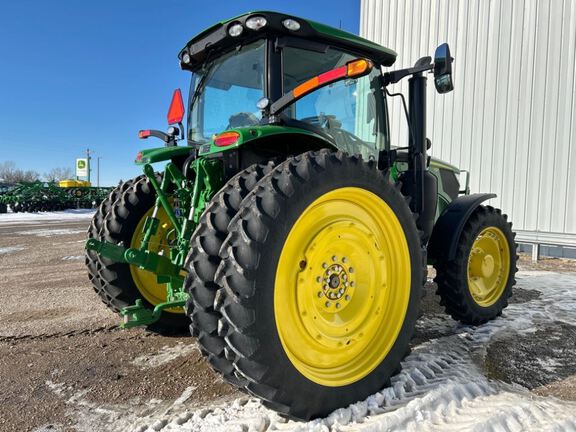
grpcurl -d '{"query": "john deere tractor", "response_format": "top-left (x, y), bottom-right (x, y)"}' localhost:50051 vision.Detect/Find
top-left (85, 11), bottom-right (517, 420)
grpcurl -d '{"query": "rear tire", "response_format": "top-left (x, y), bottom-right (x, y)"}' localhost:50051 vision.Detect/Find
top-left (434, 205), bottom-right (517, 325)
top-left (215, 151), bottom-right (422, 420)
top-left (86, 175), bottom-right (189, 332)
top-left (184, 162), bottom-right (276, 387)
top-left (86, 176), bottom-right (143, 305)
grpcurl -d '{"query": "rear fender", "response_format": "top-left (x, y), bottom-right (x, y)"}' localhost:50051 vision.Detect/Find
top-left (134, 146), bottom-right (193, 165)
top-left (427, 193), bottom-right (496, 263)
top-left (197, 125), bottom-right (336, 157)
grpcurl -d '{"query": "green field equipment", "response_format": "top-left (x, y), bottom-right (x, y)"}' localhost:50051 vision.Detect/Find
top-left (0, 180), bottom-right (113, 213)
top-left (0, 183), bottom-right (17, 213)
top-left (6, 182), bottom-right (71, 212)
top-left (58, 179), bottom-right (113, 209)
top-left (85, 12), bottom-right (517, 420)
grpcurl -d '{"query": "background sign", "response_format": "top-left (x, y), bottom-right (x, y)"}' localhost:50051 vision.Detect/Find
top-left (76, 158), bottom-right (88, 177)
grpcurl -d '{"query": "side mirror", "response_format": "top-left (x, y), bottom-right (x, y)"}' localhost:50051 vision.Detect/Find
top-left (167, 89), bottom-right (185, 125)
top-left (433, 43), bottom-right (454, 94)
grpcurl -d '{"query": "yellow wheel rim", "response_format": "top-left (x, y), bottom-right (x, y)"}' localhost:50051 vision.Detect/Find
top-left (130, 205), bottom-right (183, 314)
top-left (274, 187), bottom-right (411, 387)
top-left (467, 226), bottom-right (510, 307)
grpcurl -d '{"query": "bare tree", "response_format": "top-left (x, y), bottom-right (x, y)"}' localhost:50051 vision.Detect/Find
top-left (0, 161), bottom-right (40, 183)
top-left (44, 167), bottom-right (74, 182)
top-left (0, 161), bottom-right (16, 180)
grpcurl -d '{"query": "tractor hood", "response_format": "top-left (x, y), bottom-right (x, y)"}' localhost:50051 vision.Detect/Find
top-left (429, 156), bottom-right (460, 174)
top-left (178, 11), bottom-right (397, 71)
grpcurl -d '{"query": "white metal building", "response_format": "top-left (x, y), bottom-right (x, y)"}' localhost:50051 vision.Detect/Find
top-left (360, 0), bottom-right (576, 257)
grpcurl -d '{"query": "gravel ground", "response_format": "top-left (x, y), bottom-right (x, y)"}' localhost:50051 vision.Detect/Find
top-left (0, 217), bottom-right (239, 432)
top-left (518, 252), bottom-right (576, 273)
top-left (0, 215), bottom-right (574, 431)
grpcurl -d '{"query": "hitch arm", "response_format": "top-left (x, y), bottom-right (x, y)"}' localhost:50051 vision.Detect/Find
top-left (85, 238), bottom-right (184, 284)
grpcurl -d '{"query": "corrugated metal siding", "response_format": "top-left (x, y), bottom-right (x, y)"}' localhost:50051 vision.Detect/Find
top-left (360, 0), bottom-right (576, 245)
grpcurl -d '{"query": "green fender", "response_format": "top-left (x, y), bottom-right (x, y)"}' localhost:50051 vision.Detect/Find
top-left (197, 125), bottom-right (335, 156)
top-left (134, 146), bottom-right (193, 165)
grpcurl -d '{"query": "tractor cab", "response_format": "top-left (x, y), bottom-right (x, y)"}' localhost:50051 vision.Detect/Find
top-left (178, 11), bottom-right (396, 163)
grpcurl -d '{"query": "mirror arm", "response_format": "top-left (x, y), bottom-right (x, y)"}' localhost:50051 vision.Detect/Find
top-left (383, 63), bottom-right (434, 86)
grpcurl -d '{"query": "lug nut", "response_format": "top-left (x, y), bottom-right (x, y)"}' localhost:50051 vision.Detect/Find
top-left (342, 257), bottom-right (347, 263)
top-left (317, 291), bottom-right (323, 298)
top-left (325, 301), bottom-right (331, 307)
top-left (322, 263), bottom-right (328, 269)
top-left (332, 255), bottom-right (337, 262)
top-left (345, 295), bottom-right (351, 301)
top-left (316, 276), bottom-right (321, 283)
top-left (349, 267), bottom-right (354, 273)
top-left (350, 281), bottom-right (355, 287)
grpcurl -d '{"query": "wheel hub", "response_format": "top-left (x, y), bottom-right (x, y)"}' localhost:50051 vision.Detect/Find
top-left (314, 258), bottom-right (355, 313)
top-left (481, 254), bottom-right (495, 278)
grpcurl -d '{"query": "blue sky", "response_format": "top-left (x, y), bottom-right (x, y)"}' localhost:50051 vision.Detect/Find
top-left (0, 1), bottom-right (360, 186)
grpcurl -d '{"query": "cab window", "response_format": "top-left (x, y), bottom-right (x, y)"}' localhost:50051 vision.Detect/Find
top-left (282, 46), bottom-right (385, 159)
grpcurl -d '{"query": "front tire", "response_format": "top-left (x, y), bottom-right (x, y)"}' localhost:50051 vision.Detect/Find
top-left (434, 205), bottom-right (517, 325)
top-left (215, 151), bottom-right (422, 420)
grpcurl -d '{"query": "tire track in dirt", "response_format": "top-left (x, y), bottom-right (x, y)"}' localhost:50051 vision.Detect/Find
top-left (0, 325), bottom-right (119, 342)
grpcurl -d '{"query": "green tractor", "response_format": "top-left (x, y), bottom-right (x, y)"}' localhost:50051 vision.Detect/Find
top-left (85, 12), bottom-right (517, 420)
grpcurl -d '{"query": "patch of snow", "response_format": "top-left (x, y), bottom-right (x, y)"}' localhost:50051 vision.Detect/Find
top-left (0, 245), bottom-right (25, 254)
top-left (171, 386), bottom-right (197, 407)
top-left (16, 228), bottom-right (85, 237)
top-left (42, 380), bottom-right (217, 432)
top-left (62, 255), bottom-right (84, 261)
top-left (145, 271), bottom-right (576, 432)
top-left (45, 380), bottom-right (67, 397)
top-left (0, 209), bottom-right (95, 225)
top-left (132, 342), bottom-right (199, 369)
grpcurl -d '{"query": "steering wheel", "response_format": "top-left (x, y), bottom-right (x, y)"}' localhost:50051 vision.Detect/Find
top-left (333, 128), bottom-right (376, 152)
top-left (300, 115), bottom-right (375, 152)
top-left (300, 114), bottom-right (340, 129)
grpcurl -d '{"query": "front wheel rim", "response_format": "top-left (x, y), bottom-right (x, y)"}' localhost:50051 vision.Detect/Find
top-left (274, 187), bottom-right (411, 387)
top-left (467, 226), bottom-right (511, 307)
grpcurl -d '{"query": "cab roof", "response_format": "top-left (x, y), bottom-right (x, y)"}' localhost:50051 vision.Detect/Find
top-left (178, 11), bottom-right (397, 70)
